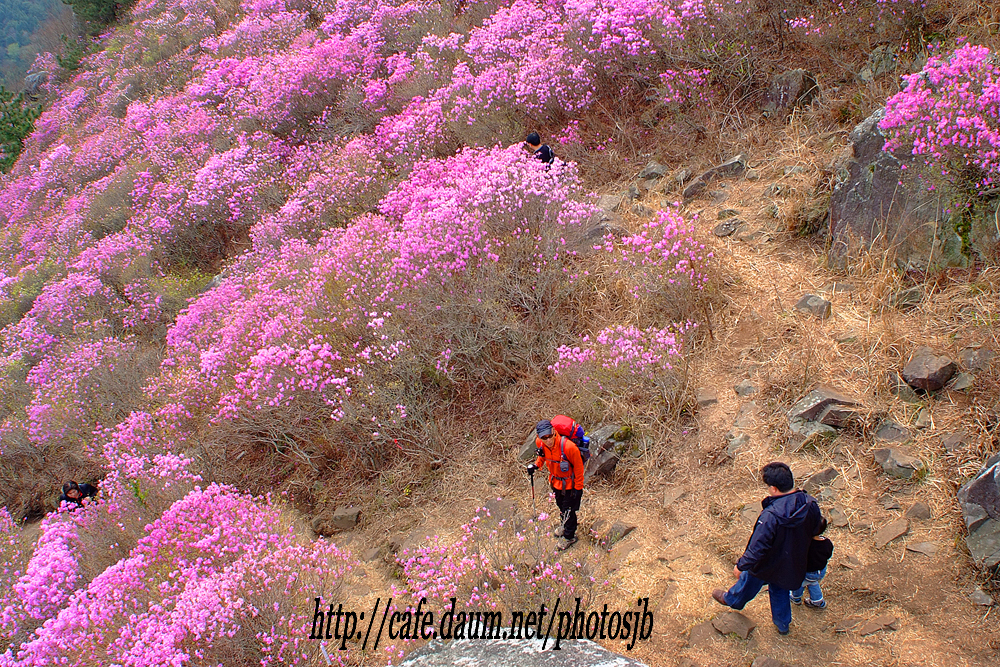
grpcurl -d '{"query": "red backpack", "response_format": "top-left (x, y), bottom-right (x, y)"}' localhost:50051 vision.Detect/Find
top-left (550, 415), bottom-right (590, 463)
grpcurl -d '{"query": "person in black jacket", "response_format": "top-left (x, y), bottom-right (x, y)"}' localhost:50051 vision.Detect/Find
top-left (524, 132), bottom-right (555, 165)
top-left (790, 522), bottom-right (834, 608)
top-left (712, 462), bottom-right (823, 635)
top-left (59, 481), bottom-right (98, 508)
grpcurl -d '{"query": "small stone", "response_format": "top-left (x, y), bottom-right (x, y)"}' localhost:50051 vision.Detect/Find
top-left (638, 160), bottom-right (669, 180)
top-left (840, 554), bottom-right (862, 569)
top-left (959, 347), bottom-right (994, 372)
top-left (887, 371), bottom-right (921, 404)
top-left (713, 218), bottom-right (744, 237)
top-left (875, 420), bottom-right (911, 443)
top-left (660, 545), bottom-right (692, 562)
top-left (598, 521), bottom-right (637, 551)
top-left (700, 563), bottom-right (713, 575)
top-left (881, 496), bottom-right (902, 510)
top-left (711, 611), bottom-right (756, 639)
top-left (718, 209), bottom-right (741, 219)
top-left (970, 587), bottom-right (994, 606)
top-left (817, 488), bottom-right (836, 502)
top-left (663, 487), bottom-right (687, 507)
top-left (830, 506), bottom-right (849, 528)
top-left (803, 467), bottom-right (839, 495)
top-left (859, 615), bottom-right (898, 636)
top-left (914, 408), bottom-right (932, 429)
top-left (950, 372), bottom-right (974, 391)
top-left (902, 347), bottom-right (958, 392)
top-left (875, 518), bottom-right (909, 548)
top-left (632, 203), bottom-right (653, 217)
top-left (734, 402), bottom-right (758, 428)
top-left (695, 387), bottom-right (718, 407)
top-left (332, 505), bottom-right (362, 530)
top-left (362, 547), bottom-right (382, 562)
top-left (942, 432), bottom-right (969, 453)
top-left (906, 542), bottom-right (939, 557)
top-left (905, 501), bottom-right (931, 520)
top-left (725, 429), bottom-right (750, 456)
top-left (890, 286), bottom-right (923, 310)
top-left (794, 294), bottom-right (832, 319)
top-left (734, 379), bottom-right (757, 397)
top-left (874, 448), bottom-right (923, 479)
top-left (783, 165), bottom-right (807, 176)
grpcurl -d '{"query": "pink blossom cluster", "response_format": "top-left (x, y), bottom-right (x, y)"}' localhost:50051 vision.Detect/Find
top-left (550, 322), bottom-right (695, 380)
top-left (881, 43), bottom-right (1000, 190)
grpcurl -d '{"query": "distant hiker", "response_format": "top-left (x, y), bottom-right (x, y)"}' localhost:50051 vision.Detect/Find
top-left (526, 418), bottom-right (587, 550)
top-left (711, 462), bottom-right (823, 635)
top-left (59, 481), bottom-right (97, 508)
top-left (524, 132), bottom-right (555, 166)
top-left (790, 522), bottom-right (833, 609)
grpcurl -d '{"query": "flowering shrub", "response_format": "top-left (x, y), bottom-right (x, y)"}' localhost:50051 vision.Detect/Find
top-left (881, 43), bottom-right (1000, 191)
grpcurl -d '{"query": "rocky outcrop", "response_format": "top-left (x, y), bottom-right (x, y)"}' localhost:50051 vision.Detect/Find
top-left (958, 454), bottom-right (1000, 567)
top-left (827, 109), bottom-right (977, 270)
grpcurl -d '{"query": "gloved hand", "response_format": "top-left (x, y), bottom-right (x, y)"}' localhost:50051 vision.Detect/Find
top-left (526, 464), bottom-right (538, 476)
top-left (535, 447), bottom-right (544, 458)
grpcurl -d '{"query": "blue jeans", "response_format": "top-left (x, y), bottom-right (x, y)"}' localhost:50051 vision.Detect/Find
top-left (723, 570), bottom-right (792, 633)
top-left (791, 567), bottom-right (826, 602)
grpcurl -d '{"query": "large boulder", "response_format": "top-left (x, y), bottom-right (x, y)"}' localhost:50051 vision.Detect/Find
top-left (584, 425), bottom-right (629, 482)
top-left (958, 454), bottom-right (1000, 567)
top-left (827, 109), bottom-right (981, 270)
top-left (398, 633), bottom-right (649, 666)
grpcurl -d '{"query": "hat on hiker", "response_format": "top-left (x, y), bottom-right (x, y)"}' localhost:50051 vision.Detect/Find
top-left (536, 419), bottom-right (553, 437)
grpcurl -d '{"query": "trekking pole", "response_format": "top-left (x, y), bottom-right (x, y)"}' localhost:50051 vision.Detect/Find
top-left (529, 468), bottom-right (536, 518)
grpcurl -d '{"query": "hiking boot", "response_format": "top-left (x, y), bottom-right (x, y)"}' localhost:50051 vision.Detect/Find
top-left (553, 525), bottom-right (565, 538)
top-left (555, 536), bottom-right (578, 551)
top-left (804, 598), bottom-right (826, 609)
top-left (711, 589), bottom-right (729, 607)
top-left (778, 628), bottom-right (789, 636)
top-left (790, 594), bottom-right (802, 605)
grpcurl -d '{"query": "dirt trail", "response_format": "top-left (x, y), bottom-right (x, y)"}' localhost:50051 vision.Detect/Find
top-left (321, 137), bottom-right (1000, 666)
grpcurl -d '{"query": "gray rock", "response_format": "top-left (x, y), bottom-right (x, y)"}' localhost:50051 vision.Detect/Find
top-left (828, 108), bottom-right (976, 270)
top-left (713, 218), bottom-right (745, 237)
top-left (638, 160), bottom-right (669, 180)
top-left (970, 587), bottom-right (994, 606)
top-left (332, 505), bottom-right (362, 530)
top-left (957, 454), bottom-right (1000, 567)
top-left (881, 496), bottom-right (902, 510)
top-left (725, 429), bottom-right (750, 456)
top-left (902, 347), bottom-right (957, 391)
top-left (858, 45), bottom-right (899, 82)
top-left (519, 430), bottom-right (539, 461)
top-left (787, 386), bottom-right (858, 436)
top-left (632, 203), bottom-right (653, 217)
top-left (875, 420), bottom-right (911, 443)
top-left (783, 165), bottom-right (807, 176)
top-left (695, 387), bottom-right (718, 407)
top-left (688, 621), bottom-right (717, 648)
top-left (398, 629), bottom-right (650, 665)
top-left (683, 155), bottom-right (747, 200)
top-left (914, 408), bottom-right (932, 429)
top-left (734, 402), bottom-right (757, 429)
top-left (794, 294), bottom-right (832, 319)
top-left (711, 611), bottom-right (756, 639)
top-left (874, 447), bottom-right (923, 479)
top-left (584, 425), bottom-right (624, 483)
top-left (890, 286), bottom-right (924, 311)
top-left (762, 69), bottom-right (820, 115)
top-left (718, 209), bottom-right (741, 220)
top-left (598, 194), bottom-right (623, 212)
top-left (734, 379), bottom-right (757, 397)
top-left (596, 521), bottom-right (637, 551)
top-left (24, 71), bottom-right (48, 96)
top-left (887, 371), bottom-right (921, 403)
top-left (830, 506), bottom-right (849, 527)
top-left (817, 488), bottom-right (836, 502)
top-left (905, 501), bottom-right (931, 520)
top-left (959, 347), bottom-right (994, 372)
top-left (950, 372), bottom-right (974, 391)
top-left (803, 467), bottom-right (839, 495)
top-left (874, 518), bottom-right (909, 548)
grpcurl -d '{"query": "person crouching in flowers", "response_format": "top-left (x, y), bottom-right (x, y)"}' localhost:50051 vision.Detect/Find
top-left (526, 420), bottom-right (584, 551)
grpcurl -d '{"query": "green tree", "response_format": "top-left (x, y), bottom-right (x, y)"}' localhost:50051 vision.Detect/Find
top-left (0, 86), bottom-right (40, 173)
top-left (61, 0), bottom-right (135, 26)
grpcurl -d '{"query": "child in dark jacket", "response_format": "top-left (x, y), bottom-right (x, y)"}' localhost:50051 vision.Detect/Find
top-left (791, 519), bottom-right (834, 608)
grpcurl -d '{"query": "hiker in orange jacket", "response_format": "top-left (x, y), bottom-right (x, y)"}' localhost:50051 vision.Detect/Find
top-left (526, 419), bottom-right (584, 550)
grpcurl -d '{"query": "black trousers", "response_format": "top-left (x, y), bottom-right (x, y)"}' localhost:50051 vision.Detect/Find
top-left (553, 488), bottom-right (582, 539)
